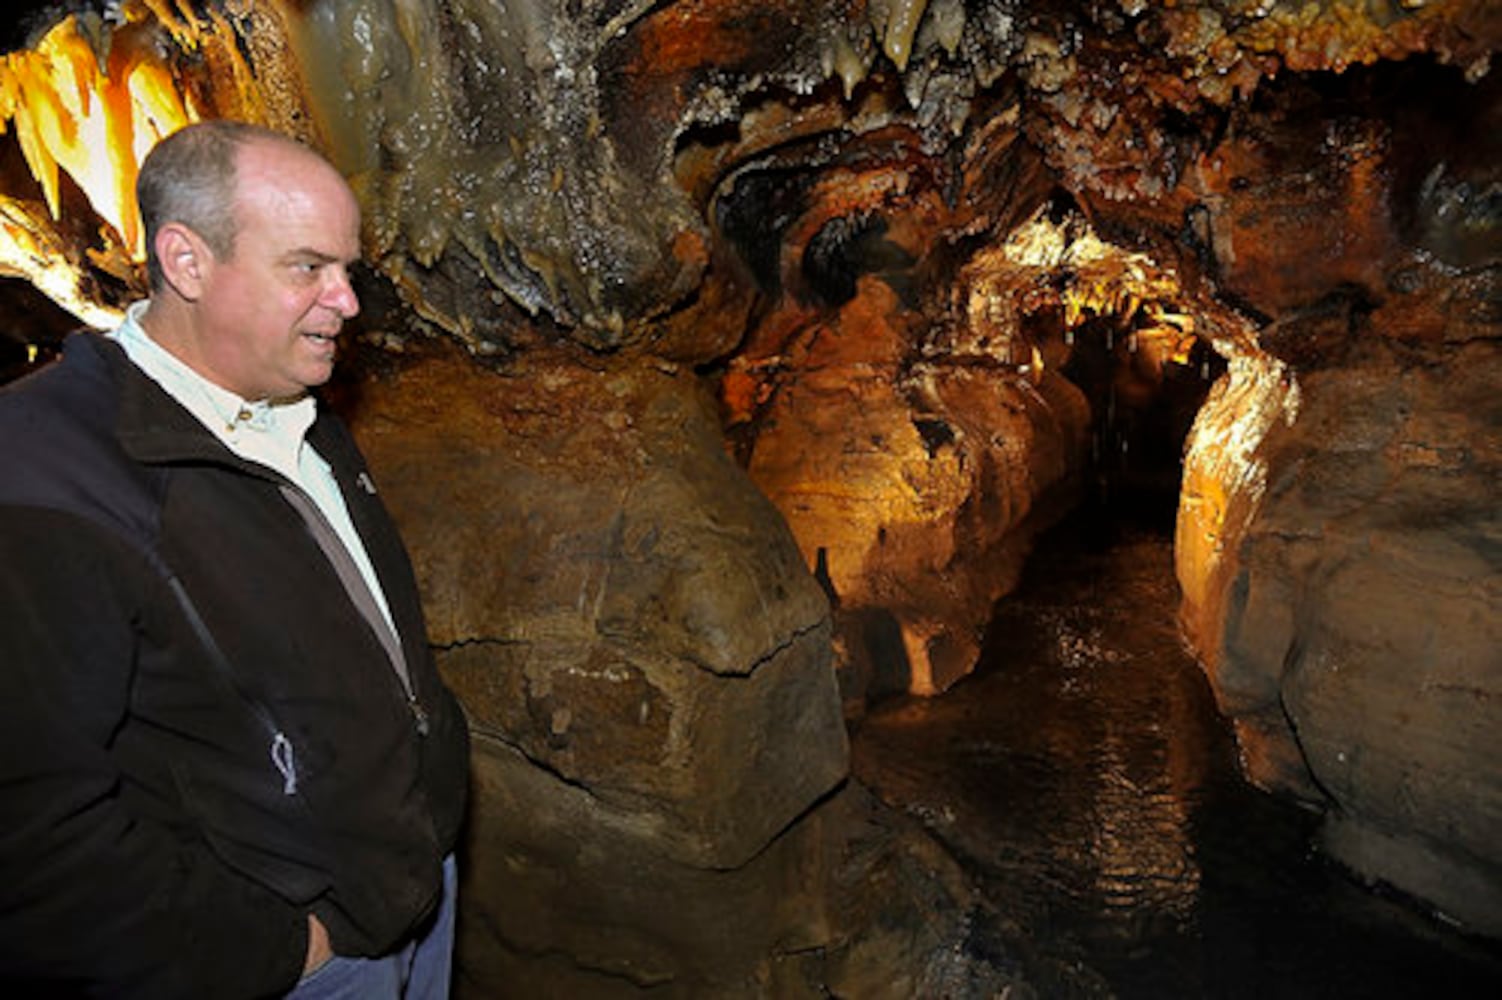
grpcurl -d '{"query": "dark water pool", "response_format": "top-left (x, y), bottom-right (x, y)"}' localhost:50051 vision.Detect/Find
top-left (850, 515), bottom-right (1502, 999)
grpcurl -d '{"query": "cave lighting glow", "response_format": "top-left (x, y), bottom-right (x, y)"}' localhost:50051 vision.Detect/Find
top-left (0, 4), bottom-right (206, 328)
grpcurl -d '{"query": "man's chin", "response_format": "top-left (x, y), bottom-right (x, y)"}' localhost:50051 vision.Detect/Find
top-left (272, 362), bottom-right (335, 401)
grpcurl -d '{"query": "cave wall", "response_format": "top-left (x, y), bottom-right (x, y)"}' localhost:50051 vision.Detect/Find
top-left (1169, 64), bottom-right (1502, 934)
top-left (333, 0), bottom-right (1502, 951)
top-left (337, 339), bottom-right (1020, 996)
top-left (2, 0), bottom-right (1501, 985)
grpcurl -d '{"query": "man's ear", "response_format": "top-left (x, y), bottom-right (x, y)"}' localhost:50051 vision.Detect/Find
top-left (155, 223), bottom-right (210, 301)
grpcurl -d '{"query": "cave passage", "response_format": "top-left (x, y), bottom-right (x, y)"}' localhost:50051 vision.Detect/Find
top-left (850, 511), bottom-right (1502, 997)
top-left (1057, 313), bottom-right (1224, 544)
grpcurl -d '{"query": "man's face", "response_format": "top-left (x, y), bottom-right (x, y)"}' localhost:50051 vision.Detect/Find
top-left (195, 140), bottom-right (362, 401)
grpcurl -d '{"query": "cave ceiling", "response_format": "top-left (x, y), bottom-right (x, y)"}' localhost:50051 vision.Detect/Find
top-left (0, 0), bottom-right (1495, 374)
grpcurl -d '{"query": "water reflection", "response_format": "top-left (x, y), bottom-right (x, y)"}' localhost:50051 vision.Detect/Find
top-left (851, 517), bottom-right (1502, 998)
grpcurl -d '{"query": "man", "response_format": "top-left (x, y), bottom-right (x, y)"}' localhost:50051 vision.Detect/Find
top-left (0, 121), bottom-right (470, 998)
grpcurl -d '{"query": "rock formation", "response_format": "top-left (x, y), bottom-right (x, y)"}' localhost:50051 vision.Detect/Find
top-left (1, 0), bottom-right (1500, 988)
top-left (1173, 62), bottom-right (1502, 934)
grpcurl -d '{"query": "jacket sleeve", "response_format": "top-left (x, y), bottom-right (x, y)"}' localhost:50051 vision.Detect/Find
top-left (0, 511), bottom-right (308, 999)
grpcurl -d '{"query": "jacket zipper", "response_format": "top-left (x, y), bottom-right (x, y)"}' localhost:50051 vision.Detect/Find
top-left (165, 573), bottom-right (301, 795)
top-left (153, 442), bottom-right (429, 798)
top-left (275, 480), bottom-right (430, 737)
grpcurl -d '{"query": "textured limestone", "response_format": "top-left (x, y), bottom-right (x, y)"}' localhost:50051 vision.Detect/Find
top-left (1205, 339), bottom-right (1502, 934)
top-left (742, 282), bottom-right (1090, 700)
top-left (347, 343), bottom-right (846, 870)
top-left (1171, 61), bottom-right (1502, 934)
top-left (342, 342), bottom-right (1025, 992)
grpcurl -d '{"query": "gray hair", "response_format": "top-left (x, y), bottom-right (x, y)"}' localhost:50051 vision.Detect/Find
top-left (136, 120), bottom-right (303, 290)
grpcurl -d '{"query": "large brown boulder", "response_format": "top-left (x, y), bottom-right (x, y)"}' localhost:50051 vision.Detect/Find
top-left (347, 344), bottom-right (851, 982)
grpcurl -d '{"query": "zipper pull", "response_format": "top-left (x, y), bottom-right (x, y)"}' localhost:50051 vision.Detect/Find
top-left (408, 695), bottom-right (431, 736)
top-left (270, 732), bottom-right (299, 795)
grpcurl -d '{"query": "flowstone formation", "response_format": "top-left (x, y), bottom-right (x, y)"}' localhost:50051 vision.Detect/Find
top-left (2, 0), bottom-right (1500, 989)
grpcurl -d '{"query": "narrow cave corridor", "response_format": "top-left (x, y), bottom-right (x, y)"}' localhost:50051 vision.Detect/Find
top-left (1057, 314), bottom-right (1223, 542)
top-left (847, 310), bottom-right (1500, 995)
top-left (850, 500), bottom-right (1502, 998)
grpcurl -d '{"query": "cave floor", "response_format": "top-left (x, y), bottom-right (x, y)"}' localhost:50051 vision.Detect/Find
top-left (850, 508), bottom-right (1502, 999)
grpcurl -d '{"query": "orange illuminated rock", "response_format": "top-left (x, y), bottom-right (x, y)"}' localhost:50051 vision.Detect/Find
top-left (744, 274), bottom-right (1096, 699)
top-left (1, 0), bottom-right (1500, 975)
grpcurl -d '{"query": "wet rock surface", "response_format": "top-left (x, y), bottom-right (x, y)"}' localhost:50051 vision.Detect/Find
top-left (853, 513), bottom-right (1502, 998)
top-left (1213, 336), bottom-right (1502, 937)
top-left (346, 342), bottom-right (848, 870)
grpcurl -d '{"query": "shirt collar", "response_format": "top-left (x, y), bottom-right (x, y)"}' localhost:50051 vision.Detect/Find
top-left (109, 300), bottom-right (317, 448)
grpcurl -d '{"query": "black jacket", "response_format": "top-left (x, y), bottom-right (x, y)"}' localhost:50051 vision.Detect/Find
top-left (0, 332), bottom-right (469, 998)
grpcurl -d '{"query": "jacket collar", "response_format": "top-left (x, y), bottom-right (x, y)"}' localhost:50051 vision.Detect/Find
top-left (69, 330), bottom-right (320, 474)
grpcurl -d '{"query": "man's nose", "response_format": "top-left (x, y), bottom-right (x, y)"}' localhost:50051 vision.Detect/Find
top-left (323, 268), bottom-right (360, 318)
